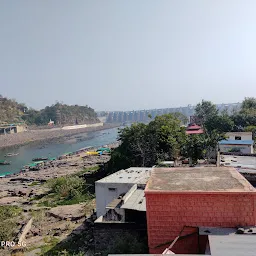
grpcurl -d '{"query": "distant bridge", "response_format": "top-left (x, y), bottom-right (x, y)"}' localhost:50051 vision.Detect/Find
top-left (97, 103), bottom-right (241, 123)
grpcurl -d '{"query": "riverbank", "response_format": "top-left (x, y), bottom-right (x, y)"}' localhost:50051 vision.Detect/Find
top-left (0, 123), bottom-right (120, 149)
top-left (0, 142), bottom-right (119, 255)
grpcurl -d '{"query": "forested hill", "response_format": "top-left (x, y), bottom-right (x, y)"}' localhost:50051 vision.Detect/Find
top-left (0, 95), bottom-right (100, 126)
top-left (0, 95), bottom-right (26, 123)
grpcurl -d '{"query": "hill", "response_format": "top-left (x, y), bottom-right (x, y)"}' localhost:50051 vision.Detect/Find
top-left (0, 95), bottom-right (100, 126)
top-left (0, 95), bottom-right (26, 124)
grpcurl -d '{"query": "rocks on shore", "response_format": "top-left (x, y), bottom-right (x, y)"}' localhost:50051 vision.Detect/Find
top-left (48, 204), bottom-right (87, 221)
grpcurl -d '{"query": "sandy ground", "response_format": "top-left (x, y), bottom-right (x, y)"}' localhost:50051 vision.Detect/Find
top-left (0, 123), bottom-right (119, 149)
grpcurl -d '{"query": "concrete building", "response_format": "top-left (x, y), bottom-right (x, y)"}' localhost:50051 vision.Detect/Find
top-left (218, 132), bottom-right (254, 154)
top-left (109, 227), bottom-right (256, 255)
top-left (145, 167), bottom-right (256, 254)
top-left (94, 182), bottom-right (149, 254)
top-left (226, 132), bottom-right (253, 141)
top-left (0, 123), bottom-right (27, 135)
top-left (95, 167), bottom-right (152, 218)
top-left (219, 140), bottom-right (254, 154)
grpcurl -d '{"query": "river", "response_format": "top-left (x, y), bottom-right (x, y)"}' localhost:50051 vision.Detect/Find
top-left (0, 127), bottom-right (119, 176)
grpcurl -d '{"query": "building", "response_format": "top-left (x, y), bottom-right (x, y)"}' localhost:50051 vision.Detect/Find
top-left (226, 132), bottom-right (253, 141)
top-left (95, 167), bottom-right (152, 218)
top-left (145, 167), bottom-right (256, 254)
top-left (186, 124), bottom-right (204, 135)
top-left (109, 227), bottom-right (256, 255)
top-left (218, 132), bottom-right (254, 154)
top-left (94, 170), bottom-right (150, 255)
top-left (0, 123), bottom-right (27, 135)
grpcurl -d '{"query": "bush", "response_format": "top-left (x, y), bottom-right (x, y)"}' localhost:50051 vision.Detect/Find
top-left (42, 176), bottom-right (93, 206)
top-left (104, 233), bottom-right (148, 256)
top-left (0, 206), bottom-right (22, 241)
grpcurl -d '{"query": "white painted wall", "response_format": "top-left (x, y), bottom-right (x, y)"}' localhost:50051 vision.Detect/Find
top-left (62, 122), bottom-right (103, 130)
top-left (226, 132), bottom-right (252, 141)
top-left (219, 144), bottom-right (253, 154)
top-left (95, 182), bottom-right (134, 217)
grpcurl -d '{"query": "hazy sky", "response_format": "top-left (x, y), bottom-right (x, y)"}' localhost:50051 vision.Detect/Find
top-left (1, 1), bottom-right (256, 111)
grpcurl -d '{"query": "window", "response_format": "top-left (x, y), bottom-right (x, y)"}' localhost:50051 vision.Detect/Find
top-left (108, 188), bottom-right (116, 191)
top-left (235, 136), bottom-right (241, 140)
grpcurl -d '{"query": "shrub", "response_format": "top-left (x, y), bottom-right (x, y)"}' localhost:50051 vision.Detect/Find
top-left (104, 233), bottom-right (148, 256)
top-left (0, 206), bottom-right (22, 241)
top-left (43, 176), bottom-right (93, 206)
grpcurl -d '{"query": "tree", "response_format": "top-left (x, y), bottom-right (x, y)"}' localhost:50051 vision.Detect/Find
top-left (181, 135), bottom-right (205, 165)
top-left (231, 97), bottom-right (256, 129)
top-left (109, 114), bottom-right (186, 171)
top-left (195, 100), bottom-right (218, 125)
top-left (172, 112), bottom-right (189, 125)
top-left (244, 125), bottom-right (256, 141)
top-left (241, 97), bottom-right (256, 110)
top-left (204, 113), bottom-right (234, 134)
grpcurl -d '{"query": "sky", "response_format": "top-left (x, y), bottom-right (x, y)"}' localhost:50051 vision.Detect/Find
top-left (1, 0), bottom-right (256, 111)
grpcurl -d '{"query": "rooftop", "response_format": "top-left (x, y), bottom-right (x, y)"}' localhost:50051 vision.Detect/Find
top-left (226, 131), bottom-right (253, 135)
top-left (220, 155), bottom-right (256, 172)
top-left (219, 140), bottom-right (254, 145)
top-left (145, 167), bottom-right (255, 193)
top-left (199, 227), bottom-right (256, 256)
top-left (96, 167), bottom-right (152, 184)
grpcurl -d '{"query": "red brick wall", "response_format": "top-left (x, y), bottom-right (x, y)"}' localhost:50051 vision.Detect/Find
top-left (146, 193), bottom-right (256, 254)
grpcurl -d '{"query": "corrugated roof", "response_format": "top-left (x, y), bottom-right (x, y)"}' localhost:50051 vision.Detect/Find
top-left (106, 198), bottom-right (122, 209)
top-left (121, 188), bottom-right (146, 211)
top-left (219, 140), bottom-right (254, 145)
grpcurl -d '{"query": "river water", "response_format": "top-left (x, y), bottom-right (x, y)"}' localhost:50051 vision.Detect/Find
top-left (0, 127), bottom-right (119, 176)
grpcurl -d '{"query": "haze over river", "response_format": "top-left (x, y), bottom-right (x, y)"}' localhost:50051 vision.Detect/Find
top-left (0, 127), bottom-right (119, 176)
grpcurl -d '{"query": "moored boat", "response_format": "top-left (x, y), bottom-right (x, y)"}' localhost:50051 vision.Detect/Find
top-left (32, 157), bottom-right (48, 161)
top-left (0, 160), bottom-right (11, 165)
top-left (5, 153), bottom-right (19, 157)
top-left (0, 171), bottom-right (12, 177)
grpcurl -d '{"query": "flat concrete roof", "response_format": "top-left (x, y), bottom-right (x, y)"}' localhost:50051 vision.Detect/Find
top-left (221, 155), bottom-right (256, 170)
top-left (209, 235), bottom-right (256, 256)
top-left (146, 167), bottom-right (255, 193)
top-left (96, 167), bottom-right (152, 184)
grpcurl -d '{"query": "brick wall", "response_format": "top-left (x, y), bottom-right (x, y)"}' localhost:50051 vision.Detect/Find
top-left (145, 192), bottom-right (256, 254)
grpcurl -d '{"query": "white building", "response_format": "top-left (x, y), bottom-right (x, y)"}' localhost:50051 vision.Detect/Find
top-left (225, 132), bottom-right (253, 141)
top-left (219, 132), bottom-right (254, 154)
top-left (95, 167), bottom-right (151, 218)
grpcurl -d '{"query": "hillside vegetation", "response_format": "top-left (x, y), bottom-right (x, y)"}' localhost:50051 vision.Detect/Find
top-left (0, 95), bottom-right (26, 124)
top-left (0, 95), bottom-right (99, 126)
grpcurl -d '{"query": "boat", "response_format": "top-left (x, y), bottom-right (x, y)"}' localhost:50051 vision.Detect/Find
top-left (0, 160), bottom-right (11, 165)
top-left (5, 153), bottom-right (19, 157)
top-left (32, 157), bottom-right (48, 161)
top-left (0, 171), bottom-right (12, 177)
top-left (97, 147), bottom-right (111, 153)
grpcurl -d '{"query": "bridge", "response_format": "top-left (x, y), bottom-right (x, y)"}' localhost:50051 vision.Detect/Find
top-left (97, 103), bottom-right (241, 124)
top-left (0, 122), bottom-right (27, 135)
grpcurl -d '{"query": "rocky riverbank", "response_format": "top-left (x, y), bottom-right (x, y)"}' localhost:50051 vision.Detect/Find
top-left (0, 142), bottom-right (119, 255)
top-left (0, 123), bottom-right (120, 149)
